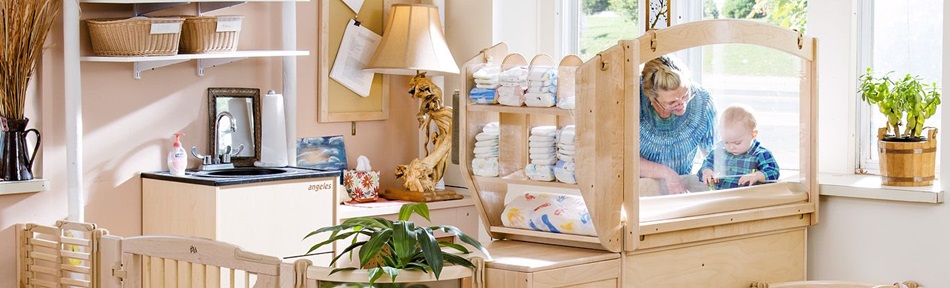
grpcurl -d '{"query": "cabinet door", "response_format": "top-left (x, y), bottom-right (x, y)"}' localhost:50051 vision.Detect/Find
top-left (215, 178), bottom-right (336, 263)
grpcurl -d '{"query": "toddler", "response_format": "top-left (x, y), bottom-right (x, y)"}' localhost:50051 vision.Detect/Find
top-left (698, 104), bottom-right (779, 190)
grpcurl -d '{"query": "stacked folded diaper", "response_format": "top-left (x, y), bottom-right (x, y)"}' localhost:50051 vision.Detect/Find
top-left (524, 126), bottom-right (557, 181)
top-left (471, 122), bottom-right (500, 177)
top-left (497, 66), bottom-right (528, 107)
top-left (470, 66), bottom-right (500, 104)
top-left (525, 66), bottom-right (558, 107)
top-left (555, 125), bottom-right (577, 184)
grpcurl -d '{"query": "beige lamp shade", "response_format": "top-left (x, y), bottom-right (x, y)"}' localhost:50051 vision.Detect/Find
top-left (364, 4), bottom-right (459, 76)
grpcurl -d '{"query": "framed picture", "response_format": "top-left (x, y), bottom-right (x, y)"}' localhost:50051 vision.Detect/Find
top-left (296, 135), bottom-right (348, 170)
top-left (644, 0), bottom-right (671, 31)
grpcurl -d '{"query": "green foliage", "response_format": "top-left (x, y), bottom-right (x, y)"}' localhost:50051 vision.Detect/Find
top-left (303, 203), bottom-right (490, 285)
top-left (859, 68), bottom-right (942, 139)
top-left (754, 0), bottom-right (807, 33)
top-left (582, 0), bottom-right (611, 15)
top-left (703, 0), bottom-right (720, 19)
top-left (722, 0), bottom-right (763, 19)
top-left (609, 0), bottom-right (638, 24)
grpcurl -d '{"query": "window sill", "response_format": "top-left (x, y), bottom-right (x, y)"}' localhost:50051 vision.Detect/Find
top-left (819, 173), bottom-right (943, 204)
top-left (0, 179), bottom-right (49, 196)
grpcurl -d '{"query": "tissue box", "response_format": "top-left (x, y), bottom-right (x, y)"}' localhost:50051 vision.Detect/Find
top-left (343, 170), bottom-right (379, 202)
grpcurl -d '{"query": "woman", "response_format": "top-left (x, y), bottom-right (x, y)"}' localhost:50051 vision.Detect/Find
top-left (639, 55), bottom-right (717, 194)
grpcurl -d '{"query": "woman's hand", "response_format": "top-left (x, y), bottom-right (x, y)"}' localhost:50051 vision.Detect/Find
top-left (664, 172), bottom-right (688, 194)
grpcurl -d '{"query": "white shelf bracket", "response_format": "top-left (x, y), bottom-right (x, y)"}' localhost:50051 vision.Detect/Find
top-left (133, 59), bottom-right (189, 79)
top-left (197, 2), bottom-right (247, 14)
top-left (196, 57), bottom-right (248, 76)
top-left (133, 3), bottom-right (186, 15)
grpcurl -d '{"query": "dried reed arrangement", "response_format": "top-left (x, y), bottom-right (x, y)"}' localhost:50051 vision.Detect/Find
top-left (0, 0), bottom-right (63, 119)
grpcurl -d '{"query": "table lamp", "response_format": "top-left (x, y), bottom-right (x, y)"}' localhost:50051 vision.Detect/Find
top-left (364, 3), bottom-right (461, 200)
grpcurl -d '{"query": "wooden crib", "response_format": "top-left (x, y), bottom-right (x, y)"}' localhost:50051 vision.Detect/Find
top-left (17, 221), bottom-right (484, 288)
top-left (458, 19), bottom-right (821, 287)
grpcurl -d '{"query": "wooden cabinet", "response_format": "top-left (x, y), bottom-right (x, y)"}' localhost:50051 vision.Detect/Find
top-left (333, 197), bottom-right (479, 267)
top-left (483, 240), bottom-right (621, 288)
top-left (142, 176), bottom-right (337, 266)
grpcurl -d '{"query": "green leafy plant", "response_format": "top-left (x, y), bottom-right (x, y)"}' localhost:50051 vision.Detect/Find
top-left (859, 67), bottom-right (942, 140)
top-left (303, 203), bottom-right (489, 285)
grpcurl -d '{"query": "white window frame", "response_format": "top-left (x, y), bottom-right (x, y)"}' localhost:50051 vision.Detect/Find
top-left (855, 0), bottom-right (943, 175)
top-left (855, 0), bottom-right (880, 173)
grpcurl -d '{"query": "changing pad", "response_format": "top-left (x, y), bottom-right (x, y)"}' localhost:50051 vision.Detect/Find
top-left (501, 192), bottom-right (597, 237)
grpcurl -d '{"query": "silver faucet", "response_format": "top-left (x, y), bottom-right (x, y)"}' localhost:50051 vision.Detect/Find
top-left (190, 111), bottom-right (248, 171)
top-left (213, 111), bottom-right (236, 164)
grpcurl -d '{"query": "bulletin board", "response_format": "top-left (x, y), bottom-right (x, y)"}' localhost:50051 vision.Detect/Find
top-left (319, 0), bottom-right (390, 122)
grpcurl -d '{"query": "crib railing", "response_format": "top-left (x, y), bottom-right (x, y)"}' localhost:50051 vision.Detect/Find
top-left (17, 221), bottom-right (102, 288)
top-left (99, 235), bottom-right (292, 288)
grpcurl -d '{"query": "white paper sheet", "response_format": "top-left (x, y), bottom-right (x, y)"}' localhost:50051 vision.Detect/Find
top-left (342, 0), bottom-right (364, 13)
top-left (329, 19), bottom-right (381, 97)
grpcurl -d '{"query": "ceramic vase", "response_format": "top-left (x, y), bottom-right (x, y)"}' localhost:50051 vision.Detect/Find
top-left (1, 117), bottom-right (41, 181)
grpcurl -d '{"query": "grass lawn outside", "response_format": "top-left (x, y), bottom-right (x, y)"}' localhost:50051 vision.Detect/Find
top-left (580, 12), bottom-right (637, 61)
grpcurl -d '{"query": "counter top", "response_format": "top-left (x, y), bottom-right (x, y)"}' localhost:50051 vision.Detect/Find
top-left (141, 167), bottom-right (340, 186)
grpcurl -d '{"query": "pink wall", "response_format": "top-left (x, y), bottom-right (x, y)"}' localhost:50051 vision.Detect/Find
top-left (0, 2), bottom-right (420, 284)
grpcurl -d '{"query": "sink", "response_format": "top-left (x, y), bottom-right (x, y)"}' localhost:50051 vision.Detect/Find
top-left (193, 167), bottom-right (290, 178)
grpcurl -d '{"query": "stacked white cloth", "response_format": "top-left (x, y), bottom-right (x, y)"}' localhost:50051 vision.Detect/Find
top-left (497, 66), bottom-right (528, 107)
top-left (471, 122), bottom-right (500, 177)
top-left (473, 66), bottom-right (500, 89)
top-left (470, 65), bottom-right (501, 104)
top-left (555, 125), bottom-right (577, 184)
top-left (525, 66), bottom-right (558, 107)
top-left (525, 125), bottom-right (557, 181)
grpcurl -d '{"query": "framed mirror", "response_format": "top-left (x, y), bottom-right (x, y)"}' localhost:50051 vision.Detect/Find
top-left (208, 87), bottom-right (262, 167)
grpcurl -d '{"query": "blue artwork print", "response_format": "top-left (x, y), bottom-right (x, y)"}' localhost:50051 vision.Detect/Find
top-left (296, 135), bottom-right (348, 170)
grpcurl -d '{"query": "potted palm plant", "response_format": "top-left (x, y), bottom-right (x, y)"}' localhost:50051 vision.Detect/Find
top-left (303, 203), bottom-right (489, 286)
top-left (859, 67), bottom-right (942, 186)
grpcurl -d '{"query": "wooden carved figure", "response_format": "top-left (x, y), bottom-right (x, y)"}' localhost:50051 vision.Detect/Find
top-left (396, 72), bottom-right (453, 193)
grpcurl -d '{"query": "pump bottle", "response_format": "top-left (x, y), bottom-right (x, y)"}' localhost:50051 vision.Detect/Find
top-left (167, 134), bottom-right (187, 176)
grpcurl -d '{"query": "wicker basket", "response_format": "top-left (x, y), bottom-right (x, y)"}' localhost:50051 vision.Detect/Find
top-left (87, 17), bottom-right (184, 56)
top-left (179, 15), bottom-right (244, 53)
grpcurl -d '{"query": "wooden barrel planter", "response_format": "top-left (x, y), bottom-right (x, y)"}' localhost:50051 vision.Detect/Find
top-left (878, 128), bottom-right (938, 186)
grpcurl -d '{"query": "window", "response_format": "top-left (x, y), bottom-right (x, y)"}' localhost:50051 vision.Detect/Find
top-left (569, 0), bottom-right (640, 60)
top-left (857, 0), bottom-right (943, 173)
top-left (564, 0), bottom-right (809, 174)
top-left (691, 0), bottom-right (808, 172)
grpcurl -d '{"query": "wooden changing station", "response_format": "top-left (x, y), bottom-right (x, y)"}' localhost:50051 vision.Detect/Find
top-left (459, 19), bottom-right (819, 287)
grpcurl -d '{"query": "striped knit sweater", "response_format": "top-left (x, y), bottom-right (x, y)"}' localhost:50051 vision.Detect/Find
top-left (639, 84), bottom-right (717, 175)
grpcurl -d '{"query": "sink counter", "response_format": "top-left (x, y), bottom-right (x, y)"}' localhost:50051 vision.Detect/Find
top-left (141, 167), bottom-right (340, 186)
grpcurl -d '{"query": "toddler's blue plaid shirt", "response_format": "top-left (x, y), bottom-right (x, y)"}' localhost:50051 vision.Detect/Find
top-left (697, 140), bottom-right (779, 190)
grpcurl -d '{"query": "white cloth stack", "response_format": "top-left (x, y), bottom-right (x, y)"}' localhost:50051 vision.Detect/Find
top-left (473, 66), bottom-right (500, 89)
top-left (472, 122), bottom-right (500, 177)
top-left (555, 125), bottom-right (577, 184)
top-left (497, 66), bottom-right (528, 107)
top-left (525, 125), bottom-right (557, 181)
top-left (525, 66), bottom-right (558, 107)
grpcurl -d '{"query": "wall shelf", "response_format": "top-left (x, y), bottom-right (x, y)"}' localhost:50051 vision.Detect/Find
top-left (0, 179), bottom-right (49, 196)
top-left (82, 50), bottom-right (310, 79)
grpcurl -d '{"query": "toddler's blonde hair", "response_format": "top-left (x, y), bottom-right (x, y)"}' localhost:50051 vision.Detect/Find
top-left (720, 104), bottom-right (757, 131)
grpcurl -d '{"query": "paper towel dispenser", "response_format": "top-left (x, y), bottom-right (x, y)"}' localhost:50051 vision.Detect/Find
top-left (208, 87), bottom-right (262, 167)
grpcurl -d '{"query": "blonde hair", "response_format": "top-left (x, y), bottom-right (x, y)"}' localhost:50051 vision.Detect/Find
top-left (641, 55), bottom-right (692, 100)
top-left (720, 104), bottom-right (757, 131)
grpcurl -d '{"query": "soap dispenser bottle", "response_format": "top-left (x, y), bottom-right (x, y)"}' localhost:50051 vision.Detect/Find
top-left (167, 133), bottom-right (187, 176)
